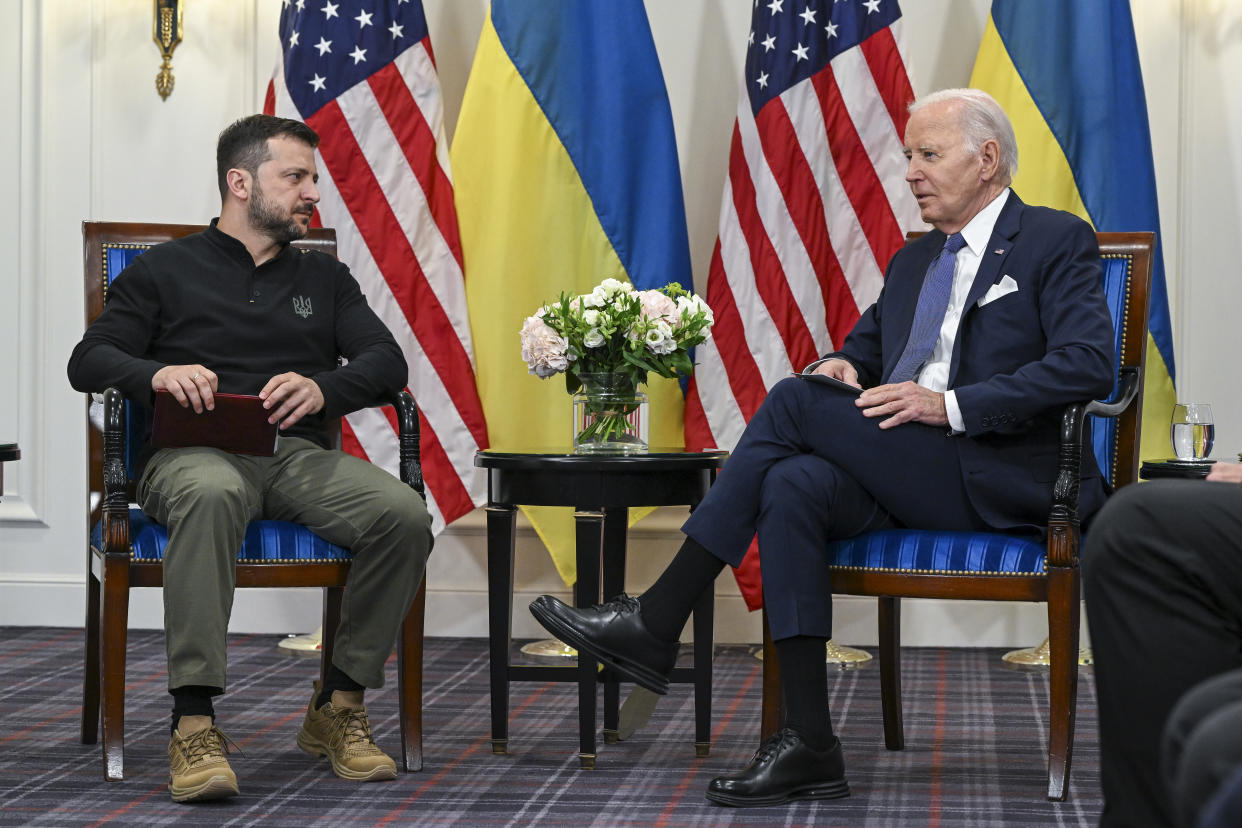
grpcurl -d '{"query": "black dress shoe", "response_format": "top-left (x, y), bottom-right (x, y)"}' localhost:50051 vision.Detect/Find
top-left (529, 594), bottom-right (677, 694)
top-left (706, 728), bottom-right (850, 807)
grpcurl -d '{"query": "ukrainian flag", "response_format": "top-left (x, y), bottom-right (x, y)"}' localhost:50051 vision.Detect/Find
top-left (970, 0), bottom-right (1176, 465)
top-left (452, 2), bottom-right (693, 585)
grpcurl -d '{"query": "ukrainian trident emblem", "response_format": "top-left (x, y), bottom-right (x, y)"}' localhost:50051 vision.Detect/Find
top-left (293, 296), bottom-right (313, 318)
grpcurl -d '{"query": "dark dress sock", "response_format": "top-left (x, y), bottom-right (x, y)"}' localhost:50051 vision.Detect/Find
top-left (170, 684), bottom-right (218, 734)
top-left (317, 662), bottom-right (366, 708)
top-left (638, 536), bottom-right (725, 642)
top-left (775, 635), bottom-right (834, 751)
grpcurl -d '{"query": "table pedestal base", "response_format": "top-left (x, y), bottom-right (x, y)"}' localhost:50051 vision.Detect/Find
top-left (478, 449), bottom-right (726, 767)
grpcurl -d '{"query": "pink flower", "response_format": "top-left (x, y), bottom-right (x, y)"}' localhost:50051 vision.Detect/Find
top-left (638, 289), bottom-right (678, 324)
top-left (520, 315), bottom-right (570, 378)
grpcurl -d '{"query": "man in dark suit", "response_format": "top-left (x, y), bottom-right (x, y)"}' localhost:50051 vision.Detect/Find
top-left (1085, 470), bottom-right (1242, 827)
top-left (531, 88), bottom-right (1116, 807)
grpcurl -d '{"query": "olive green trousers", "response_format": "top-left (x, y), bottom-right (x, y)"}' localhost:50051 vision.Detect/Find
top-left (139, 436), bottom-right (432, 692)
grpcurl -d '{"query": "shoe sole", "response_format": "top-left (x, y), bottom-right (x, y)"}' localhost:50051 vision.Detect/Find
top-left (169, 774), bottom-right (239, 803)
top-left (296, 730), bottom-right (398, 782)
top-left (705, 779), bottom-right (850, 807)
top-left (529, 602), bottom-right (670, 695)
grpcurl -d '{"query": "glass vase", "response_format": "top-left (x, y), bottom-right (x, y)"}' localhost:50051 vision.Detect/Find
top-left (571, 372), bottom-right (649, 454)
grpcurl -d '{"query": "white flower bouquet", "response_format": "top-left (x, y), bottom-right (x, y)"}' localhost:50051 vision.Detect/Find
top-left (520, 277), bottom-right (714, 389)
top-left (520, 277), bottom-right (714, 449)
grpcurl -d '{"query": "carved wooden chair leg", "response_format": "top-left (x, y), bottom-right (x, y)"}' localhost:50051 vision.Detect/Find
top-left (1045, 566), bottom-right (1080, 801)
top-left (100, 555), bottom-right (131, 781)
top-left (320, 586), bottom-right (344, 684)
top-left (878, 596), bottom-right (905, 750)
top-left (759, 611), bottom-right (782, 740)
top-left (81, 565), bottom-right (101, 745)
top-left (399, 578), bottom-right (426, 772)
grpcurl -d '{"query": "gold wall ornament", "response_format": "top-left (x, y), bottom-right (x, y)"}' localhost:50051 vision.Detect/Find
top-left (153, 0), bottom-right (184, 100)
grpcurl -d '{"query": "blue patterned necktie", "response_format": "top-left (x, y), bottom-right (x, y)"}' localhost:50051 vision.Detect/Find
top-left (889, 232), bottom-right (967, 384)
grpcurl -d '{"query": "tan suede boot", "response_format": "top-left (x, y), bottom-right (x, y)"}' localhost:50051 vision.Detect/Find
top-left (296, 680), bottom-right (397, 781)
top-left (168, 715), bottom-right (240, 803)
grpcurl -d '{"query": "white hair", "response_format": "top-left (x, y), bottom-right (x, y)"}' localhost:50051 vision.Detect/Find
top-left (909, 88), bottom-right (1018, 182)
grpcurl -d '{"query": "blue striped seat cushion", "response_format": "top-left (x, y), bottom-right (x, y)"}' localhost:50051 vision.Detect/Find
top-left (90, 507), bottom-right (352, 563)
top-left (826, 529), bottom-right (1046, 575)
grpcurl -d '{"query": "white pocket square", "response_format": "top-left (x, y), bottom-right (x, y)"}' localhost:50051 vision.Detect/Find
top-left (978, 274), bottom-right (1019, 307)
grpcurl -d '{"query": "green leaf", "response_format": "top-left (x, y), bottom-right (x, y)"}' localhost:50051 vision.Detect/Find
top-left (669, 351), bottom-right (693, 375)
top-left (623, 351), bottom-right (656, 373)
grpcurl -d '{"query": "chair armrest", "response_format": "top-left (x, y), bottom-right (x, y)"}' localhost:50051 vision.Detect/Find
top-left (101, 387), bottom-right (131, 554)
top-left (1046, 366), bottom-right (1142, 566)
top-left (384, 390), bottom-right (425, 500)
top-left (1084, 366), bottom-right (1140, 419)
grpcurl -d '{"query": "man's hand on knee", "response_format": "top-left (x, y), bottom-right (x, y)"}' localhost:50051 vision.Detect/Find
top-left (260, 372), bottom-right (325, 429)
top-left (857, 382), bottom-right (948, 429)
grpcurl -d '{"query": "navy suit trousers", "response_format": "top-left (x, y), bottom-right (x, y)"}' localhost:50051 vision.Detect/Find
top-left (1085, 480), bottom-right (1242, 828)
top-left (681, 376), bottom-right (990, 641)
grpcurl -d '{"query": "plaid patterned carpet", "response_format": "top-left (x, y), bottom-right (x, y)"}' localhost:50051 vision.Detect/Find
top-left (0, 628), bottom-right (1102, 826)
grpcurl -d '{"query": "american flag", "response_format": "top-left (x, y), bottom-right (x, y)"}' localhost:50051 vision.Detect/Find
top-left (265, 0), bottom-right (488, 532)
top-left (683, 0), bottom-right (921, 606)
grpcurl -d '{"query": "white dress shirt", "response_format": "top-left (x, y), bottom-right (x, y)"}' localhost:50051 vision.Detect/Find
top-left (917, 188), bottom-right (1011, 432)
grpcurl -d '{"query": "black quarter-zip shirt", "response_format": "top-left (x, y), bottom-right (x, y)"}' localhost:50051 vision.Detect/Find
top-left (68, 221), bottom-right (407, 454)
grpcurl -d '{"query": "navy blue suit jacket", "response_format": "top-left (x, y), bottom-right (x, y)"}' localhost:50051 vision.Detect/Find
top-left (828, 192), bottom-right (1116, 532)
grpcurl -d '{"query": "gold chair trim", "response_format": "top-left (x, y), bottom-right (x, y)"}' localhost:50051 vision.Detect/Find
top-left (1100, 250), bottom-right (1136, 490)
top-left (98, 241), bottom-right (155, 305)
top-left (827, 564), bottom-right (1046, 576)
top-left (91, 543), bottom-right (351, 566)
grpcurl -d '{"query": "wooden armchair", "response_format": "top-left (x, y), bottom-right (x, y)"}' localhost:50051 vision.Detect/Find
top-left (78, 221), bottom-right (427, 781)
top-left (760, 231), bottom-right (1156, 801)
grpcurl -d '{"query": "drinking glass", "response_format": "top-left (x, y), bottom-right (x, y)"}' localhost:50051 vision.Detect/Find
top-left (1170, 403), bottom-right (1214, 461)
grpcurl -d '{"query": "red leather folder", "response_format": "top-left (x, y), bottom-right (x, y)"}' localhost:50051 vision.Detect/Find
top-left (151, 390), bottom-right (279, 456)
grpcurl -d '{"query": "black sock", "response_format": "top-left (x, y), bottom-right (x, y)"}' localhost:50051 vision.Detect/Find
top-left (170, 685), bottom-right (218, 734)
top-left (775, 635), bottom-right (834, 751)
top-left (638, 536), bottom-right (725, 642)
top-left (317, 662), bottom-right (365, 708)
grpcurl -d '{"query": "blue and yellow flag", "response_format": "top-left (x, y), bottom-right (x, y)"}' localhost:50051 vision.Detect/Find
top-left (452, 1), bottom-right (693, 585)
top-left (970, 0), bottom-right (1176, 465)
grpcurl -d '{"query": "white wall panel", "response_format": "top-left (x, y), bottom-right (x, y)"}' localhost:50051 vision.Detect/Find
top-left (92, 0), bottom-right (261, 224)
top-left (1176, 1), bottom-right (1242, 456)
top-left (0, 3), bottom-right (23, 477)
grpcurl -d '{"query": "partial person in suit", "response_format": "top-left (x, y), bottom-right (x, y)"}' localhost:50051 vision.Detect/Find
top-left (530, 87), bottom-right (1116, 807)
top-left (68, 115), bottom-right (432, 803)
top-left (1085, 470), bottom-right (1242, 828)
top-left (1164, 668), bottom-right (1242, 828)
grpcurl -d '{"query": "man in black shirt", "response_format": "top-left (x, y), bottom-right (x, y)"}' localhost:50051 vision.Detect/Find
top-left (68, 115), bottom-right (431, 802)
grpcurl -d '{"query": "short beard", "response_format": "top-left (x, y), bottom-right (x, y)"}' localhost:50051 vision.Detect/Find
top-left (248, 182), bottom-right (311, 243)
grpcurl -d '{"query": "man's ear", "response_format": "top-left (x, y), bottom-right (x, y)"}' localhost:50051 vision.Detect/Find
top-left (225, 168), bottom-right (251, 201)
top-left (978, 138), bottom-right (1001, 182)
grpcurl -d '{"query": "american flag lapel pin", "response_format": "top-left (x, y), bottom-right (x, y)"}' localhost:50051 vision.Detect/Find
top-left (993, 248), bottom-right (1006, 255)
